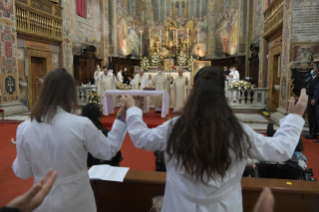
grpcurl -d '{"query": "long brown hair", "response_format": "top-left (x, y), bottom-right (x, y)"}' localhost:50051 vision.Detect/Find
top-left (166, 66), bottom-right (250, 183)
top-left (30, 68), bottom-right (78, 123)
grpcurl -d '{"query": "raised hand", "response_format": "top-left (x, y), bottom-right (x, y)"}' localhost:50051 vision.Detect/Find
top-left (252, 187), bottom-right (274, 212)
top-left (288, 88), bottom-right (308, 117)
top-left (7, 169), bottom-right (57, 212)
top-left (122, 95), bottom-right (135, 109)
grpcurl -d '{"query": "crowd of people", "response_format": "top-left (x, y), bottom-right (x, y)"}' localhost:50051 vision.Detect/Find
top-left (3, 66), bottom-right (307, 212)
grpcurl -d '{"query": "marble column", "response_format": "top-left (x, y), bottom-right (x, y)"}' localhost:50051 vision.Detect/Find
top-left (173, 2), bottom-right (176, 16)
top-left (199, 0), bottom-right (202, 16)
top-left (193, 0), bottom-right (196, 17)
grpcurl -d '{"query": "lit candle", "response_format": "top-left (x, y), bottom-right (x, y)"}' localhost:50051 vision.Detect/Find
top-left (149, 30), bottom-right (151, 41)
top-left (176, 29), bottom-right (178, 47)
top-left (187, 28), bottom-right (189, 47)
top-left (160, 30), bottom-right (162, 48)
top-left (140, 30), bottom-right (142, 50)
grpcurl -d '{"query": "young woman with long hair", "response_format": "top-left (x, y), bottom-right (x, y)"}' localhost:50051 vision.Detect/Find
top-left (122, 66), bottom-right (307, 211)
top-left (12, 68), bottom-right (127, 212)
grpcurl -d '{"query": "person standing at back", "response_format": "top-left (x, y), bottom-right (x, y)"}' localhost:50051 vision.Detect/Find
top-left (12, 68), bottom-right (127, 212)
top-left (306, 63), bottom-right (319, 139)
top-left (122, 66), bottom-right (307, 212)
top-left (228, 66), bottom-right (240, 102)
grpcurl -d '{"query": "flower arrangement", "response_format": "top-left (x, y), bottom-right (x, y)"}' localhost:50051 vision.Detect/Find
top-left (177, 51), bottom-right (187, 66)
top-left (150, 52), bottom-right (160, 66)
top-left (87, 89), bottom-right (100, 105)
top-left (187, 56), bottom-right (197, 71)
top-left (228, 80), bottom-right (255, 90)
top-left (116, 81), bottom-right (132, 90)
top-left (141, 57), bottom-right (150, 71)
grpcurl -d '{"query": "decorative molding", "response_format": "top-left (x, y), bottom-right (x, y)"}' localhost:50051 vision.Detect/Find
top-left (263, 0), bottom-right (283, 38)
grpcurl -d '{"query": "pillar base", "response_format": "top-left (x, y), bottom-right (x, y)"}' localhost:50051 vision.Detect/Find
top-left (270, 108), bottom-right (287, 126)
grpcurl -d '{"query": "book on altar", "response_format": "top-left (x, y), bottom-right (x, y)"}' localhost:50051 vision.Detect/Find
top-left (88, 165), bottom-right (129, 182)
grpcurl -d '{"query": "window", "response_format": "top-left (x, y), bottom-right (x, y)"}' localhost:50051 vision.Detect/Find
top-left (76, 0), bottom-right (86, 18)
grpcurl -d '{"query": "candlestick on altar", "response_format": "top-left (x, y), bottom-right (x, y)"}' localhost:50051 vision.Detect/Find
top-left (140, 30), bottom-right (142, 59)
top-left (176, 29), bottom-right (178, 56)
top-left (160, 30), bottom-right (162, 48)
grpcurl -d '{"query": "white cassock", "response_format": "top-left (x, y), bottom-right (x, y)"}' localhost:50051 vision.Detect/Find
top-left (171, 76), bottom-right (188, 112)
top-left (148, 72), bottom-right (169, 112)
top-left (100, 74), bottom-right (116, 107)
top-left (94, 71), bottom-right (102, 96)
top-left (228, 70), bottom-right (240, 101)
top-left (131, 74), bottom-right (150, 113)
top-left (12, 107), bottom-right (127, 212)
top-left (117, 71), bottom-right (123, 83)
top-left (125, 107), bottom-right (304, 212)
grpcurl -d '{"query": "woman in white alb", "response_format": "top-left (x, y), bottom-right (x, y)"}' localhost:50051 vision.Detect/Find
top-left (121, 66), bottom-right (307, 212)
top-left (12, 68), bottom-right (127, 212)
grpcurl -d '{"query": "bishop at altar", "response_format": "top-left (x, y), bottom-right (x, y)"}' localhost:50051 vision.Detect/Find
top-left (148, 68), bottom-right (169, 112)
top-left (171, 70), bottom-right (189, 112)
top-left (130, 69), bottom-right (150, 113)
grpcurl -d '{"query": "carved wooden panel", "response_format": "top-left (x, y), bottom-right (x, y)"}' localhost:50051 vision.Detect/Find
top-left (55, 7), bottom-right (62, 17)
top-left (27, 48), bottom-right (52, 108)
top-left (17, 0), bottom-right (28, 4)
top-left (30, 0), bottom-right (53, 14)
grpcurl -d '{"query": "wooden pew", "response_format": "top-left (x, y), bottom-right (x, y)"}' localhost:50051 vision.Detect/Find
top-left (91, 170), bottom-right (319, 212)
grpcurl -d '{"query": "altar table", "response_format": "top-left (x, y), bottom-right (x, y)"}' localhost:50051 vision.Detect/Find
top-left (103, 90), bottom-right (170, 118)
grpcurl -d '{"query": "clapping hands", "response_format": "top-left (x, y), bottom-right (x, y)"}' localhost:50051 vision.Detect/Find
top-left (117, 95), bottom-right (135, 117)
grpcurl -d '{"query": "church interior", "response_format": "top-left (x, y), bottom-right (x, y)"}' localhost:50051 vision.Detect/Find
top-left (1, 0), bottom-right (319, 211)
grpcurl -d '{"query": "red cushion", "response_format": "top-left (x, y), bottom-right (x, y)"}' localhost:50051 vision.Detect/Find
top-left (0, 109), bottom-right (4, 113)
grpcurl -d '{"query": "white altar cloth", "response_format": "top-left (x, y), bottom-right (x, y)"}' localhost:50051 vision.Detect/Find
top-left (103, 90), bottom-right (170, 118)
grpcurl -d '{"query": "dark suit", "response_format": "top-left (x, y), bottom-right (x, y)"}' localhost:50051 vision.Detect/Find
top-left (306, 76), bottom-right (319, 136)
top-left (314, 83), bottom-right (319, 133)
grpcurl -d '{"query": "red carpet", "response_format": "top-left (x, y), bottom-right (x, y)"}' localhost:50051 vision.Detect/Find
top-left (1, 117), bottom-right (319, 207)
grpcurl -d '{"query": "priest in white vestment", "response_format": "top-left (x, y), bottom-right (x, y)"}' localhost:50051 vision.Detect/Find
top-left (117, 70), bottom-right (123, 83)
top-left (100, 67), bottom-right (116, 107)
top-left (228, 66), bottom-right (240, 102)
top-left (171, 70), bottom-right (189, 112)
top-left (130, 69), bottom-right (150, 113)
top-left (148, 68), bottom-right (169, 112)
top-left (94, 65), bottom-right (102, 96)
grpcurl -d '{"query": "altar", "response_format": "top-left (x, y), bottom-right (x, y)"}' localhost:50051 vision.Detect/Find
top-left (103, 90), bottom-right (170, 118)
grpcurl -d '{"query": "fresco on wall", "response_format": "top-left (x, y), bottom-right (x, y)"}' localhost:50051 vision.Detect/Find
top-left (116, 0), bottom-right (240, 58)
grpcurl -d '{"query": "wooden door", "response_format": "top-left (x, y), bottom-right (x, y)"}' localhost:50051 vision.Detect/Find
top-left (268, 44), bottom-right (282, 112)
top-left (31, 57), bottom-right (46, 106)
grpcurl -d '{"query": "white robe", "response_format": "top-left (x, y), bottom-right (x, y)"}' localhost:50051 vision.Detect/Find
top-left (148, 72), bottom-right (169, 111)
top-left (125, 107), bottom-right (304, 212)
top-left (228, 70), bottom-right (240, 100)
top-left (12, 107), bottom-right (127, 212)
top-left (171, 76), bottom-right (188, 112)
top-left (101, 75), bottom-right (116, 107)
top-left (117, 71), bottom-right (123, 83)
top-left (131, 74), bottom-right (150, 113)
top-left (94, 71), bottom-right (102, 96)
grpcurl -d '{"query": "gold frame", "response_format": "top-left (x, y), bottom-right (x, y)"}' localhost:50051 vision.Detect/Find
top-left (191, 61), bottom-right (211, 85)
top-left (27, 48), bottom-right (52, 109)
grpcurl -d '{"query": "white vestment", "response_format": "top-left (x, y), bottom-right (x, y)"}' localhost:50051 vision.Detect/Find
top-left (94, 71), bottom-right (102, 96)
top-left (172, 76), bottom-right (188, 112)
top-left (101, 74), bottom-right (116, 107)
top-left (117, 71), bottom-right (123, 83)
top-left (131, 74), bottom-right (150, 113)
top-left (125, 107), bottom-right (304, 212)
top-left (12, 107), bottom-right (127, 212)
top-left (148, 72), bottom-right (169, 111)
top-left (228, 70), bottom-right (240, 101)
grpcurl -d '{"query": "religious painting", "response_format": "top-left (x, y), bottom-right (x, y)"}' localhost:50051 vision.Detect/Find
top-left (114, 0), bottom-right (240, 59)
top-left (163, 59), bottom-right (174, 71)
top-left (191, 61), bottom-right (211, 84)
